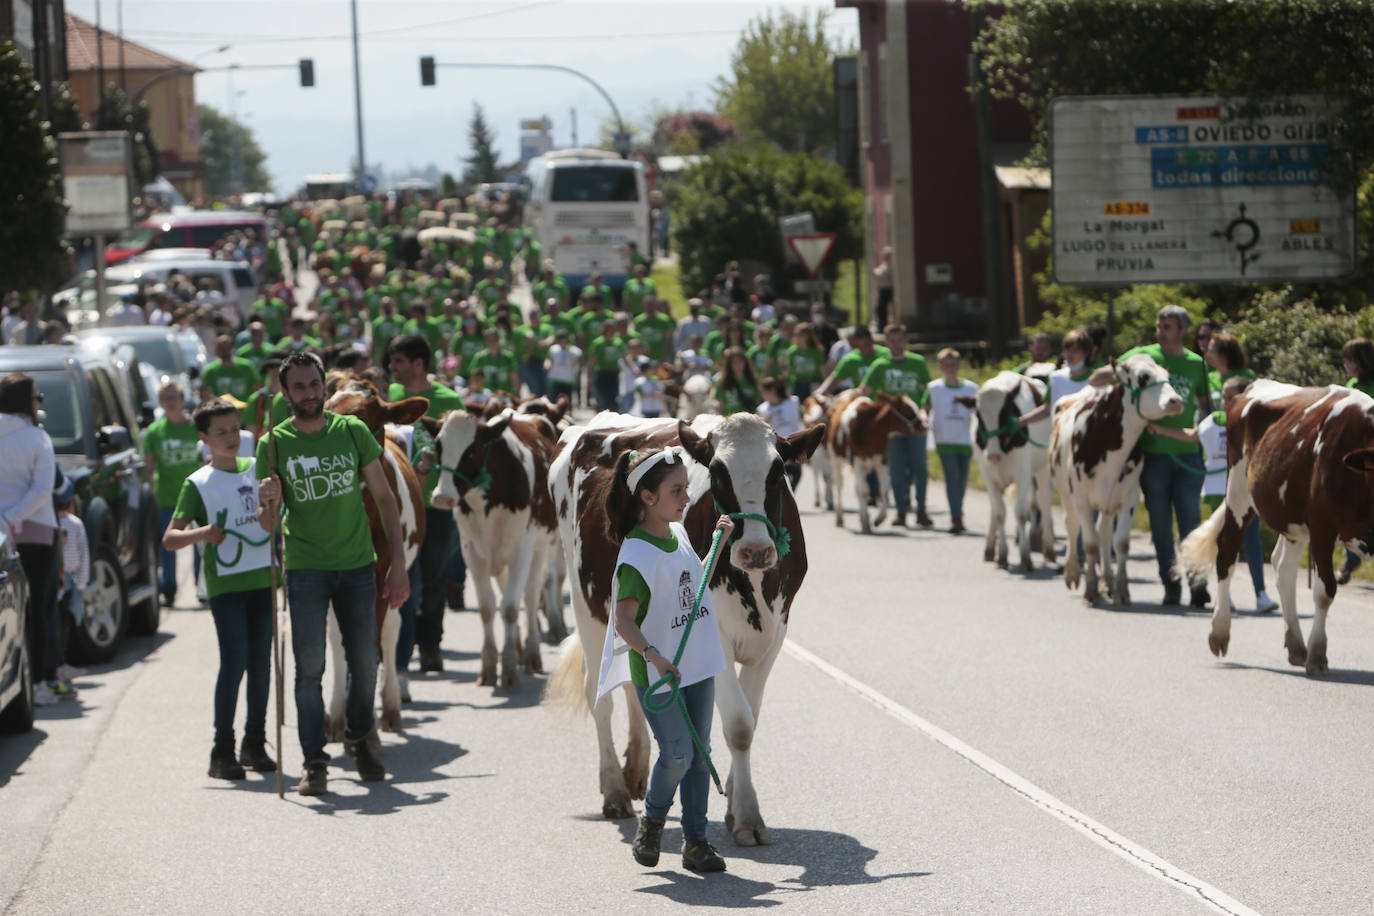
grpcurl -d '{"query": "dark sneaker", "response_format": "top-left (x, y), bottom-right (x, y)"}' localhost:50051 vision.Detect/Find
top-left (419, 646), bottom-right (444, 673)
top-left (348, 733), bottom-right (386, 782)
top-left (1162, 582), bottom-right (1182, 606)
top-left (916, 511), bottom-right (935, 529)
top-left (1190, 584), bottom-right (1211, 609)
top-left (949, 519), bottom-right (965, 535)
top-left (239, 732), bottom-right (277, 773)
top-left (682, 839), bottom-right (726, 873)
top-left (298, 762), bottom-right (328, 796)
top-left (208, 739), bottom-right (246, 780)
top-left (633, 816), bottom-right (665, 867)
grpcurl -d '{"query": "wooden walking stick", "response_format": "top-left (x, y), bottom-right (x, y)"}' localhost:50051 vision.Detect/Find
top-left (267, 413), bottom-right (286, 799)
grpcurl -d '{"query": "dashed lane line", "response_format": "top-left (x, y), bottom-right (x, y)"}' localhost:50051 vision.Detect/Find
top-left (783, 640), bottom-right (1262, 916)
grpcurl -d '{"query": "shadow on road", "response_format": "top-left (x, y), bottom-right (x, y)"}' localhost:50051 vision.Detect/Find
top-left (1216, 659), bottom-right (1374, 687)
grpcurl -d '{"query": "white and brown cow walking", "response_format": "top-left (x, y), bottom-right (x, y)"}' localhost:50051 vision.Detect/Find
top-left (1048, 355), bottom-right (1183, 605)
top-left (546, 412), bottom-right (823, 845)
top-left (1180, 381), bottom-right (1374, 674)
top-left (823, 390), bottom-right (924, 534)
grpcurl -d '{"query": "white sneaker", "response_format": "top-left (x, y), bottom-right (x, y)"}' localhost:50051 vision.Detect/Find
top-left (1256, 591), bottom-right (1279, 614)
top-left (34, 682), bottom-right (59, 706)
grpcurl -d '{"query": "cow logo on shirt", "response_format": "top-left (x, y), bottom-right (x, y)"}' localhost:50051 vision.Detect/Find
top-left (285, 451), bottom-right (357, 501)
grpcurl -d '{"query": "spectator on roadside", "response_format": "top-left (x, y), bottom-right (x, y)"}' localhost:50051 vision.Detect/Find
top-left (873, 247), bottom-right (894, 329)
top-left (147, 292), bottom-right (175, 327)
top-left (55, 479), bottom-right (89, 686)
top-left (546, 328), bottom-right (583, 404)
top-left (1, 293), bottom-right (23, 343)
top-left (631, 358), bottom-right (665, 419)
top-left (144, 381), bottom-right (203, 606)
top-left (809, 301), bottom-right (839, 354)
top-left (108, 292), bottom-right (148, 327)
top-left (7, 301), bottom-right (42, 346)
top-left (1204, 331), bottom-right (1256, 406)
top-left (1085, 322), bottom-right (1109, 367)
top-left (0, 374), bottom-right (67, 705)
top-left (756, 377), bottom-right (803, 491)
top-left (926, 348), bottom-right (979, 535)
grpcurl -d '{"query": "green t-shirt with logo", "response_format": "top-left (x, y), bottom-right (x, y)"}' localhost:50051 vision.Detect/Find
top-left (144, 417), bottom-right (203, 508)
top-left (624, 277), bottom-right (657, 315)
top-left (236, 344), bottom-right (272, 373)
top-left (403, 317), bottom-right (444, 355)
top-left (861, 352), bottom-right (931, 402)
top-left (203, 358), bottom-right (260, 401)
top-left (746, 343), bottom-right (776, 379)
top-left (371, 315), bottom-right (405, 357)
top-left (716, 378), bottom-right (761, 415)
top-left (833, 345), bottom-right (892, 388)
top-left (389, 382), bottom-right (465, 510)
top-left (255, 412), bottom-right (383, 571)
top-left (451, 333), bottom-right (486, 374)
top-left (533, 278), bottom-right (570, 310)
top-left (589, 335), bottom-right (626, 373)
top-left (172, 458), bottom-right (272, 598)
top-left (1122, 343), bottom-right (1210, 455)
top-left (467, 350), bottom-right (520, 392)
top-left (633, 312), bottom-right (675, 362)
top-left (786, 345), bottom-right (826, 383)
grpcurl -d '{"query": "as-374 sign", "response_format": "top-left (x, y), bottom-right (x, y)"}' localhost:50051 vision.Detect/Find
top-left (1050, 94), bottom-right (1356, 285)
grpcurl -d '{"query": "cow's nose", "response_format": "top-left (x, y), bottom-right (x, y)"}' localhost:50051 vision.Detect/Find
top-left (738, 543), bottom-right (777, 570)
top-left (988, 453), bottom-right (1002, 464)
top-left (1163, 396), bottom-right (1184, 414)
top-left (431, 492), bottom-right (456, 510)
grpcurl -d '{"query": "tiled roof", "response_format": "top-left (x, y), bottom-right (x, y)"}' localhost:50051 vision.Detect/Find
top-left (66, 12), bottom-right (196, 73)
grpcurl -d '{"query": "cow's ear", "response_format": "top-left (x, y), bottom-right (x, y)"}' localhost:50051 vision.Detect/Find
top-left (464, 403), bottom-right (485, 417)
top-left (480, 408), bottom-right (514, 440)
top-left (953, 395), bottom-right (978, 408)
top-left (386, 396), bottom-right (429, 427)
top-left (678, 419), bottom-right (714, 465)
top-left (778, 424), bottom-right (826, 462)
top-left (416, 415), bottom-right (442, 437)
top-left (1343, 448), bottom-right (1374, 474)
top-left (551, 394), bottom-right (570, 421)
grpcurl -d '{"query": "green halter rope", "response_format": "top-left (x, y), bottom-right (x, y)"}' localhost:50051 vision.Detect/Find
top-left (978, 415), bottom-right (1048, 450)
top-left (642, 527), bottom-right (728, 795)
top-left (206, 507), bottom-right (271, 569)
top-left (436, 442), bottom-right (493, 492)
top-left (1121, 377), bottom-right (1226, 476)
top-left (712, 496), bottom-right (792, 558)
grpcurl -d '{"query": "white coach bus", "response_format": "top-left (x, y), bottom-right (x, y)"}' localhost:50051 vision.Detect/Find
top-left (523, 149), bottom-right (648, 292)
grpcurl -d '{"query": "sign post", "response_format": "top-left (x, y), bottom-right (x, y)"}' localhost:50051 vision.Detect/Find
top-left (59, 132), bottom-right (132, 325)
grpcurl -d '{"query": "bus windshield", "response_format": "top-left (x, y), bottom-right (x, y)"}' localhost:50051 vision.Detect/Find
top-left (550, 166), bottom-right (639, 203)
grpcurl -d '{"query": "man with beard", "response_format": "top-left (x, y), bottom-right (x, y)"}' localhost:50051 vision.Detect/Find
top-left (256, 352), bottom-right (411, 796)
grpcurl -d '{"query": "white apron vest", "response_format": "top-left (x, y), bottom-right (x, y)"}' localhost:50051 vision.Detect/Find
top-left (595, 521), bottom-right (726, 706)
top-left (188, 460), bottom-right (272, 578)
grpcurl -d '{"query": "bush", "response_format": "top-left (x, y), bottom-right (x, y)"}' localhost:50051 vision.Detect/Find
top-left (1228, 287), bottom-right (1358, 386)
top-left (1026, 283), bottom-right (1210, 354)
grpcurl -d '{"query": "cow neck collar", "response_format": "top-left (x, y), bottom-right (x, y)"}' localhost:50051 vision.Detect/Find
top-left (438, 441), bottom-right (493, 493)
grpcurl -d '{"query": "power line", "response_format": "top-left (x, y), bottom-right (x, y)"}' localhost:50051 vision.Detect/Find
top-left (136, 28), bottom-right (742, 47)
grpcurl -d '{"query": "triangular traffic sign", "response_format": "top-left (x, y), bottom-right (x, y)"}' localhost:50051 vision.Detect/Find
top-left (787, 233), bottom-right (837, 278)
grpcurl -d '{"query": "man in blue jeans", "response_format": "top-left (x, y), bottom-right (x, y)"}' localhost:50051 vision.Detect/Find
top-left (860, 324), bottom-right (933, 528)
top-left (257, 352), bottom-right (411, 796)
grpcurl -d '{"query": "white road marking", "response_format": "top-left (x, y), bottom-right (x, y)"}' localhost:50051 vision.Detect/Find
top-left (783, 640), bottom-right (1262, 916)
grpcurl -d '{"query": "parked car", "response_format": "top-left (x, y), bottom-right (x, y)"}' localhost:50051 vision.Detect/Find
top-left (76, 326), bottom-right (204, 412)
top-left (73, 334), bottom-right (158, 431)
top-left (0, 347), bottom-right (161, 663)
top-left (0, 526), bottom-right (33, 734)
top-left (104, 210), bottom-right (268, 265)
top-left (56, 257), bottom-right (257, 329)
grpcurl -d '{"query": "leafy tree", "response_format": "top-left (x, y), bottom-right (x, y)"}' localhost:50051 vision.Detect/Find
top-left (196, 104), bottom-right (271, 197)
top-left (463, 103), bottom-right (501, 185)
top-left (93, 83), bottom-right (160, 188)
top-left (440, 172), bottom-right (458, 195)
top-left (714, 9), bottom-right (839, 155)
top-left (1229, 287), bottom-right (1358, 386)
top-left (667, 143), bottom-right (861, 295)
top-left (654, 111), bottom-right (738, 155)
top-left (0, 43), bottom-right (69, 293)
top-left (48, 81), bottom-right (85, 135)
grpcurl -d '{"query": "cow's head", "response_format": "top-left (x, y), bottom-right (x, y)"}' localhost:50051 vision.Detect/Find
top-left (430, 407), bottom-right (514, 510)
top-left (971, 371), bottom-right (1037, 463)
top-left (871, 392), bottom-right (926, 437)
top-left (1114, 354), bottom-right (1184, 420)
top-left (324, 378), bottom-right (429, 441)
top-left (679, 415), bottom-right (824, 572)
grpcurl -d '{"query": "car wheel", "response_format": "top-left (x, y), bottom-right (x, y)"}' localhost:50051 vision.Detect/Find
top-left (71, 544), bottom-right (127, 664)
top-left (0, 628), bottom-right (34, 734)
top-left (128, 510), bottom-right (161, 636)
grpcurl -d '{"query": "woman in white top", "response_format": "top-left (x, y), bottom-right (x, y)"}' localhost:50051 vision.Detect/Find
top-left (925, 349), bottom-right (979, 533)
top-left (1047, 328), bottom-right (1097, 410)
top-left (544, 329), bottom-right (583, 404)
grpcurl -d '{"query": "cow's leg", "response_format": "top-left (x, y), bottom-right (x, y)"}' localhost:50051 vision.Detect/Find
top-left (1061, 495), bottom-right (1082, 591)
top-left (1035, 463), bottom-right (1057, 565)
top-left (1272, 535), bottom-right (1307, 667)
top-left (982, 476), bottom-right (1001, 564)
top-left (542, 558), bottom-right (568, 643)
top-left (1110, 504), bottom-right (1137, 605)
top-left (1013, 472), bottom-right (1034, 573)
top-left (872, 461), bottom-right (890, 527)
top-left (1307, 534), bottom-right (1337, 675)
top-left (377, 603), bottom-right (403, 732)
top-left (718, 635), bottom-right (784, 846)
top-left (1081, 502), bottom-right (1104, 605)
top-left (498, 537), bottom-right (538, 687)
top-left (566, 580), bottom-right (637, 817)
top-left (470, 561), bottom-right (501, 686)
top-left (820, 450), bottom-right (834, 510)
top-left (992, 480), bottom-right (1009, 568)
top-left (1207, 502), bottom-right (1249, 659)
top-left (324, 607), bottom-right (346, 742)
top-left (519, 546), bottom-right (546, 674)
top-left (621, 681), bottom-right (651, 802)
top-left (853, 461), bottom-right (872, 534)
top-left (832, 459), bottom-right (846, 528)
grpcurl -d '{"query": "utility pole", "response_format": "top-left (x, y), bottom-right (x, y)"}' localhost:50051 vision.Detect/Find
top-left (570, 107), bottom-right (577, 148)
top-left (351, 0), bottom-right (366, 185)
top-left (95, 0), bottom-right (105, 115)
top-left (970, 7), bottom-right (1008, 357)
top-left (117, 0), bottom-right (126, 91)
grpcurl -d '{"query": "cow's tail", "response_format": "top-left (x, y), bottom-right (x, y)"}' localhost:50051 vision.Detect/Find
top-left (1177, 504), bottom-right (1226, 583)
top-left (543, 634), bottom-right (590, 717)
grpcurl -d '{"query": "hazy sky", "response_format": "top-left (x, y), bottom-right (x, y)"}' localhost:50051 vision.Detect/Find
top-left (65, 0), bottom-right (857, 193)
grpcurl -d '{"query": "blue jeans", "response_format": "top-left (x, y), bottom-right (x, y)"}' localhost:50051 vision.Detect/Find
top-left (520, 360), bottom-right (548, 398)
top-left (413, 508), bottom-right (455, 660)
top-left (159, 506), bottom-right (199, 600)
top-left (938, 450), bottom-right (971, 522)
top-left (396, 559), bottom-right (423, 670)
top-left (445, 520), bottom-right (467, 608)
top-left (1242, 517), bottom-right (1265, 593)
top-left (1140, 451), bottom-right (1204, 587)
top-left (636, 678), bottom-right (715, 842)
top-left (208, 588), bottom-right (272, 742)
top-left (595, 369), bottom-right (619, 412)
top-left (285, 565), bottom-right (378, 765)
top-left (886, 433), bottom-right (928, 517)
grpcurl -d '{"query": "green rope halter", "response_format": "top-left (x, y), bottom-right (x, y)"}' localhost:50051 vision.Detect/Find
top-left (436, 442), bottom-right (493, 492)
top-left (1121, 376), bottom-right (1225, 475)
top-left (977, 415), bottom-right (1049, 450)
top-left (713, 495), bottom-right (792, 558)
top-left (206, 507), bottom-right (271, 570)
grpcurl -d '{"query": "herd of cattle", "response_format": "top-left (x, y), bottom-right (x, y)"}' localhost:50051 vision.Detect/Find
top-left (306, 358), bottom-right (1373, 843)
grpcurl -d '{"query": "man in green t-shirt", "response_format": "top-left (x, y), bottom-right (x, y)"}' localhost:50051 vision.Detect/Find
top-left (467, 328), bottom-right (521, 394)
top-left (256, 352), bottom-right (410, 795)
top-left (203, 336), bottom-right (262, 402)
top-left (1120, 305), bottom-right (1213, 607)
top-left (633, 297), bottom-right (676, 364)
top-left (814, 324), bottom-right (892, 397)
top-left (860, 324), bottom-right (933, 528)
top-left (623, 263), bottom-right (657, 316)
top-left (386, 334), bottom-right (465, 674)
top-left (145, 381), bottom-right (203, 605)
top-left (236, 323), bottom-right (273, 373)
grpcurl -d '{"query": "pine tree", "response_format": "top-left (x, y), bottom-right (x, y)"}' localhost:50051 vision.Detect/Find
top-left (0, 42), bottom-right (70, 294)
top-left (463, 103), bottom-right (501, 185)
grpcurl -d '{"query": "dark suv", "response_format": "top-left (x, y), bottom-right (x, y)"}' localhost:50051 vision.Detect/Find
top-left (0, 346), bottom-right (161, 663)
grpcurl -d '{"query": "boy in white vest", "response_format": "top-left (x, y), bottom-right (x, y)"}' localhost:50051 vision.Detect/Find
top-left (926, 348), bottom-right (979, 534)
top-left (164, 398), bottom-right (278, 782)
top-left (595, 446), bottom-right (733, 873)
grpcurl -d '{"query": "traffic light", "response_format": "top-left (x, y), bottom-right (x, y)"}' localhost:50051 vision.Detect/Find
top-left (299, 58), bottom-right (314, 88)
top-left (420, 56), bottom-right (435, 87)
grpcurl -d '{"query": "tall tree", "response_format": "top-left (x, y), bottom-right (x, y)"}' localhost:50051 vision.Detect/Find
top-left (0, 42), bottom-right (70, 293)
top-left (93, 83), bottom-right (160, 188)
top-left (195, 104), bottom-right (272, 197)
top-left (463, 103), bottom-right (501, 185)
top-left (713, 9), bottom-right (838, 155)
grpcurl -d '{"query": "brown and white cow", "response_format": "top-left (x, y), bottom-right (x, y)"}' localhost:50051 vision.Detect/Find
top-left (431, 407), bottom-right (561, 687)
top-left (962, 371), bottom-right (1056, 572)
top-left (1179, 381), bottom-right (1374, 674)
top-left (802, 394), bottom-right (833, 510)
top-left (824, 390), bottom-right (925, 533)
top-left (321, 379), bottom-right (428, 734)
top-left (546, 412), bottom-right (824, 845)
top-left (1048, 355), bottom-right (1183, 605)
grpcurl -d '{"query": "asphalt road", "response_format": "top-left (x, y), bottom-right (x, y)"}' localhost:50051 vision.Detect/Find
top-left (4, 461), bottom-right (1374, 915)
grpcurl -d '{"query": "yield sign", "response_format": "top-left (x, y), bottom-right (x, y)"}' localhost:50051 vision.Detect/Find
top-left (787, 233), bottom-right (837, 278)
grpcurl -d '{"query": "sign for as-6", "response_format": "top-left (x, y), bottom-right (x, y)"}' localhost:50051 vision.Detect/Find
top-left (1050, 94), bottom-right (1357, 286)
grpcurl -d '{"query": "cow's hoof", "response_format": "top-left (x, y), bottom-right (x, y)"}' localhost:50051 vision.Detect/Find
top-left (324, 717), bottom-right (345, 743)
top-left (1083, 588), bottom-right (1100, 606)
top-left (1305, 649), bottom-right (1329, 675)
top-left (1208, 632), bottom-right (1230, 657)
top-left (872, 512), bottom-right (887, 527)
top-left (546, 619), bottom-right (569, 642)
top-left (1029, 531), bottom-right (1043, 553)
top-left (523, 649), bottom-right (544, 674)
top-left (1019, 557), bottom-right (1034, 574)
top-left (500, 668), bottom-right (518, 689)
top-left (997, 556), bottom-right (1009, 571)
top-left (379, 708), bottom-right (403, 733)
top-left (602, 797), bottom-right (636, 819)
top-left (478, 664), bottom-right (498, 687)
top-left (983, 547), bottom-right (995, 563)
top-left (622, 762), bottom-right (648, 800)
top-left (1284, 630), bottom-right (1308, 667)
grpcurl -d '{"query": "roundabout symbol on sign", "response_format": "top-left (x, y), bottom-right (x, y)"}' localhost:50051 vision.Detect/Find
top-left (1211, 202), bottom-right (1260, 276)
